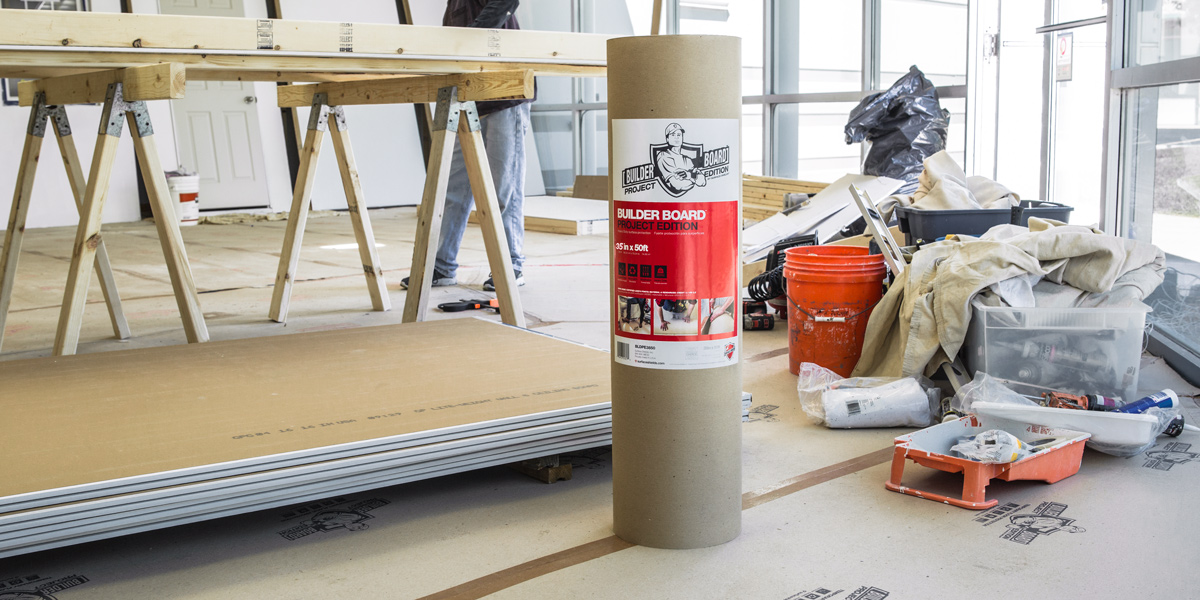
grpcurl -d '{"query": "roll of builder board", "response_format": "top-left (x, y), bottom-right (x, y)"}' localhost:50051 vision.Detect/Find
top-left (608, 35), bottom-right (743, 549)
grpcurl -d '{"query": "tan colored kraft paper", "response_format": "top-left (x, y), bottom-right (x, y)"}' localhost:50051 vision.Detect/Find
top-left (1, 319), bottom-right (610, 500)
top-left (608, 35), bottom-right (743, 549)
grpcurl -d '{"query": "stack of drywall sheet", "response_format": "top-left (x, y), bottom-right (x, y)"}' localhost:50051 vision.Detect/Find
top-left (742, 175), bottom-right (829, 221)
top-left (0, 319), bottom-right (612, 558)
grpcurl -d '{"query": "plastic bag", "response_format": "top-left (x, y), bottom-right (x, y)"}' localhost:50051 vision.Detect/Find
top-left (951, 430), bottom-right (1033, 463)
top-left (951, 372), bottom-right (1181, 457)
top-left (950, 371), bottom-right (1038, 416)
top-left (796, 362), bottom-right (939, 428)
top-left (844, 66), bottom-right (950, 191)
top-left (1087, 406), bottom-right (1181, 457)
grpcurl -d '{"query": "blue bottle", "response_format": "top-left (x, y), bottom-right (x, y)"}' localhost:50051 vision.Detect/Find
top-left (1114, 390), bottom-right (1179, 414)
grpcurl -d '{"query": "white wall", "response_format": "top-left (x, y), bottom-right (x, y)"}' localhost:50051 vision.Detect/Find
top-left (277, 0), bottom-right (429, 211)
top-left (0, 0), bottom-right (174, 230)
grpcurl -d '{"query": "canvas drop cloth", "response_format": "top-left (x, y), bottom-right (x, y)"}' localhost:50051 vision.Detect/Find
top-left (852, 219), bottom-right (1166, 378)
top-left (877, 150), bottom-right (1021, 221)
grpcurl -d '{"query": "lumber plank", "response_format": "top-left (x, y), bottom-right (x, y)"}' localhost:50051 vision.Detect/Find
top-left (459, 120), bottom-right (524, 328)
top-left (277, 70), bottom-right (534, 107)
top-left (17, 63), bottom-right (185, 106)
top-left (743, 174), bottom-right (830, 188)
top-left (54, 131), bottom-right (121, 356)
top-left (402, 126), bottom-right (456, 324)
top-left (741, 182), bottom-right (827, 194)
top-left (0, 50), bottom-right (607, 80)
top-left (128, 118), bottom-right (208, 345)
top-left (0, 130), bottom-right (42, 352)
top-left (54, 130), bottom-right (131, 341)
top-left (328, 114), bottom-right (390, 313)
top-left (0, 10), bottom-right (608, 70)
top-left (269, 121), bottom-right (325, 323)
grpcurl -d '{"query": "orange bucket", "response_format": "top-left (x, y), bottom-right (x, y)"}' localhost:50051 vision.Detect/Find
top-left (783, 246), bottom-right (886, 376)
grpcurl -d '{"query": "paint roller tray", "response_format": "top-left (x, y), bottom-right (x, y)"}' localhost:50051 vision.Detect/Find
top-left (885, 414), bottom-right (1090, 510)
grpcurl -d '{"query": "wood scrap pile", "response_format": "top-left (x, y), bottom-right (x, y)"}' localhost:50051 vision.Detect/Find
top-left (742, 174), bottom-right (829, 221)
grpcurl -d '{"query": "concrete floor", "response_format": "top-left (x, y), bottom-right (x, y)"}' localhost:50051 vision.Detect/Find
top-left (1, 209), bottom-right (1199, 599)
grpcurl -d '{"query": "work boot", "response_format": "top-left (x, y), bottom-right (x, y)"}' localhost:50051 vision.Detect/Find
top-left (399, 269), bottom-right (457, 290)
top-left (482, 270), bottom-right (525, 292)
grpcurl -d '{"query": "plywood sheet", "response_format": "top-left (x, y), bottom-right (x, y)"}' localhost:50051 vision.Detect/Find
top-left (1, 319), bottom-right (610, 499)
top-left (469, 196), bottom-right (607, 235)
top-left (571, 175), bottom-right (609, 200)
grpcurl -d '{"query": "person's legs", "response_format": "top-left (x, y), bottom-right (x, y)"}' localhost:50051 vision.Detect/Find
top-left (482, 103), bottom-right (529, 274)
top-left (433, 139), bottom-right (473, 279)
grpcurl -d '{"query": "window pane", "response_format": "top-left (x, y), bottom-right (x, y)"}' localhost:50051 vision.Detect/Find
top-left (1130, 0), bottom-right (1200, 66)
top-left (743, 103), bottom-right (764, 176)
top-left (531, 111), bottom-right (574, 191)
top-left (995, 2), bottom-right (1048, 198)
top-left (942, 96), bottom-right (968, 167)
top-left (792, 1), bottom-right (862, 93)
top-left (679, 1), bottom-right (763, 96)
top-left (776, 102), bottom-right (863, 183)
top-left (1120, 82), bottom-right (1200, 358)
top-left (1047, 22), bottom-right (1107, 225)
top-left (1054, 0), bottom-right (1106, 23)
top-left (581, 109), bottom-right (607, 176)
top-left (882, 0), bottom-right (968, 87)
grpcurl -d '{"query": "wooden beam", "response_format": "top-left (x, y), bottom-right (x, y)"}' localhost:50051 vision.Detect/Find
top-left (17, 63), bottom-right (185, 106)
top-left (54, 128), bottom-right (132, 341)
top-left (55, 131), bottom-right (122, 356)
top-left (0, 10), bottom-right (608, 65)
top-left (327, 113), bottom-right (390, 312)
top-left (0, 123), bottom-right (43, 353)
top-left (277, 70), bottom-right (534, 107)
top-left (128, 115), bottom-right (209, 345)
top-left (269, 114), bottom-right (326, 323)
top-left (401, 115), bottom-right (457, 324)
top-left (0, 51), bottom-right (606, 80)
top-left (458, 117), bottom-right (525, 328)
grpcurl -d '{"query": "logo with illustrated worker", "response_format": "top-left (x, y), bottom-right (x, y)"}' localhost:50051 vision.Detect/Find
top-left (620, 122), bottom-right (731, 198)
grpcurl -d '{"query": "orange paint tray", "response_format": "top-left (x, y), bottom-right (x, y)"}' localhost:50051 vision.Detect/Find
top-left (885, 414), bottom-right (1091, 509)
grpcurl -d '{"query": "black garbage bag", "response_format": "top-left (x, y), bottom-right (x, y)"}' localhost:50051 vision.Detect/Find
top-left (844, 65), bottom-right (949, 188)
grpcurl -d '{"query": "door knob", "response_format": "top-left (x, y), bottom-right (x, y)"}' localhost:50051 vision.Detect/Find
top-left (243, 96), bottom-right (258, 104)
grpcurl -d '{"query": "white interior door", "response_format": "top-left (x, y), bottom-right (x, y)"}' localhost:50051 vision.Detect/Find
top-left (161, 0), bottom-right (270, 211)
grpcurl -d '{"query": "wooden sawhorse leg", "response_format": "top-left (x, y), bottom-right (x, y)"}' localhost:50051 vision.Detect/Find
top-left (54, 83), bottom-right (208, 356)
top-left (0, 93), bottom-right (131, 353)
top-left (402, 86), bottom-right (526, 328)
top-left (269, 93), bottom-right (389, 323)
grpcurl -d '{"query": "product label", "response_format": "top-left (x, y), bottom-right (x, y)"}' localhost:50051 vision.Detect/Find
top-left (612, 118), bottom-right (739, 370)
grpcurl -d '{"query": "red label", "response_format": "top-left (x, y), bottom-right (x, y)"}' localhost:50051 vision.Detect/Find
top-left (614, 200), bottom-right (739, 342)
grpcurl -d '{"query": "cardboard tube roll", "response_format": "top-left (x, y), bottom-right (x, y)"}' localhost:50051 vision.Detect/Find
top-left (608, 35), bottom-right (742, 549)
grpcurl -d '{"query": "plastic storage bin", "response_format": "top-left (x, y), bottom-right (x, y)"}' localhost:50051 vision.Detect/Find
top-left (895, 200), bottom-right (1073, 245)
top-left (963, 299), bottom-right (1150, 402)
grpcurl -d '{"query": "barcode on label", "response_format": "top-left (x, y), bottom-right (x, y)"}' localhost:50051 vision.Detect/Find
top-left (617, 341), bottom-right (629, 360)
top-left (847, 400), bottom-right (861, 415)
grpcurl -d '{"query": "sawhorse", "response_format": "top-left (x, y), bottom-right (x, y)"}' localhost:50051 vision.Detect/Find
top-left (270, 71), bottom-right (533, 328)
top-left (0, 64), bottom-right (208, 355)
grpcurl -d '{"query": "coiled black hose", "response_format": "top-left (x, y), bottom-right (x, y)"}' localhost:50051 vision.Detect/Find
top-left (747, 264), bottom-right (785, 301)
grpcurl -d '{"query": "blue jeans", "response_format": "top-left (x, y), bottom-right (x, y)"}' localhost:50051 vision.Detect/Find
top-left (435, 103), bottom-right (530, 278)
